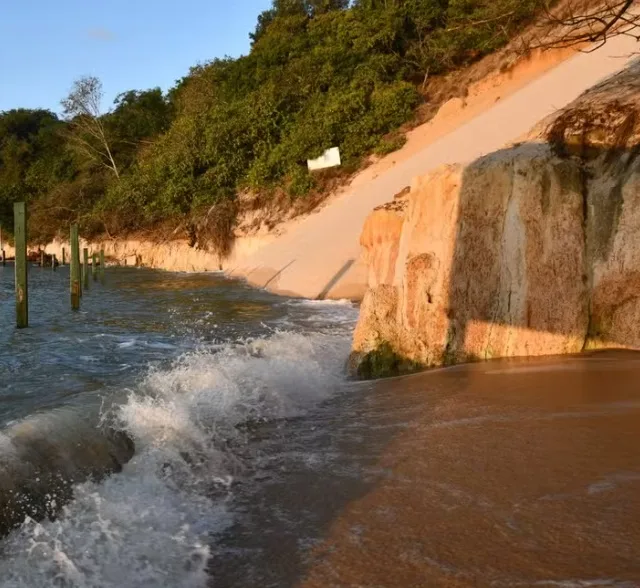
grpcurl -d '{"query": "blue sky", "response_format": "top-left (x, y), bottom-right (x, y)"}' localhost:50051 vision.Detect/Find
top-left (0, 0), bottom-right (272, 114)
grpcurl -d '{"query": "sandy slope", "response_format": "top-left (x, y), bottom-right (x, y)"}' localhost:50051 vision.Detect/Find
top-left (229, 35), bottom-right (639, 301)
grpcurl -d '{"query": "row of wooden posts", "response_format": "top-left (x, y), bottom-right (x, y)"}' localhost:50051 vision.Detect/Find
top-left (12, 202), bottom-right (106, 329)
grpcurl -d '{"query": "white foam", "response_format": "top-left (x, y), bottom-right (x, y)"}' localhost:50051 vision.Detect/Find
top-left (278, 299), bottom-right (359, 332)
top-left (286, 298), bottom-right (354, 306)
top-left (0, 329), bottom-right (351, 587)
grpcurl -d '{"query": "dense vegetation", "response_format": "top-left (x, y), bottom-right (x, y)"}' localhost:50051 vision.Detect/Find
top-left (0, 0), bottom-right (541, 248)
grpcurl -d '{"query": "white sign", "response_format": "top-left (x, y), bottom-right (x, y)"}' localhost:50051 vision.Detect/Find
top-left (307, 147), bottom-right (341, 171)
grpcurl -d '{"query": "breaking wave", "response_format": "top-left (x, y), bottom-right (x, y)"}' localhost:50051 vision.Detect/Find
top-left (0, 328), bottom-right (352, 587)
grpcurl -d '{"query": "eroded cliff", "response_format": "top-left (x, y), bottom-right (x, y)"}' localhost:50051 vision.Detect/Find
top-left (352, 62), bottom-right (640, 377)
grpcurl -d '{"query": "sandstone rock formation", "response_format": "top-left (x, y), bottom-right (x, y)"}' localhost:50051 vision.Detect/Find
top-left (360, 196), bottom-right (408, 289)
top-left (529, 60), bottom-right (640, 154)
top-left (352, 62), bottom-right (640, 377)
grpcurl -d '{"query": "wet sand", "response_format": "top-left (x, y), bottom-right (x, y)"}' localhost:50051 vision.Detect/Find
top-left (210, 351), bottom-right (640, 587)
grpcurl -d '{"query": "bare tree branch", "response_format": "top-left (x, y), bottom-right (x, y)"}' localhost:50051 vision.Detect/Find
top-left (532, 0), bottom-right (640, 52)
top-left (444, 10), bottom-right (517, 33)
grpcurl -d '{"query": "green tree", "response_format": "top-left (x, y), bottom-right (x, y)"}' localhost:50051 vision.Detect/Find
top-left (106, 88), bottom-right (173, 170)
top-left (0, 109), bottom-right (75, 236)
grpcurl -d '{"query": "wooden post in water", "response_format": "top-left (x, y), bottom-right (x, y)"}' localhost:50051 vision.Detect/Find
top-left (14, 202), bottom-right (28, 328)
top-left (92, 252), bottom-right (98, 281)
top-left (83, 247), bottom-right (90, 291)
top-left (70, 225), bottom-right (81, 310)
top-left (0, 224), bottom-right (4, 266)
top-left (40, 249), bottom-right (45, 268)
top-left (52, 254), bottom-right (57, 271)
top-left (1, 250), bottom-right (5, 266)
top-left (61, 247), bottom-right (66, 266)
top-left (99, 249), bottom-right (105, 283)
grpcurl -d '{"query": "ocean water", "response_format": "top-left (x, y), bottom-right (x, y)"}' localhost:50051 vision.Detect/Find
top-left (0, 264), bottom-right (358, 587)
top-left (1, 264), bottom-right (639, 587)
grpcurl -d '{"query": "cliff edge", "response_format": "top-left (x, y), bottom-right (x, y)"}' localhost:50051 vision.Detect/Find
top-left (351, 61), bottom-right (640, 377)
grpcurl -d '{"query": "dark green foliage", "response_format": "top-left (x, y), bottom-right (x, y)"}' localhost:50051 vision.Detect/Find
top-left (0, 0), bottom-right (542, 243)
top-left (375, 134), bottom-right (408, 156)
top-left (0, 109), bottom-right (75, 237)
top-left (107, 88), bottom-right (173, 170)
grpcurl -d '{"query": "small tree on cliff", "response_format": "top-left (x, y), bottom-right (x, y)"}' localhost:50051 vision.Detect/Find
top-left (62, 76), bottom-right (120, 179)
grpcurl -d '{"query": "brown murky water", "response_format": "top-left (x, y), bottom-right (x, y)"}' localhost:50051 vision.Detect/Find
top-left (211, 350), bottom-right (640, 587)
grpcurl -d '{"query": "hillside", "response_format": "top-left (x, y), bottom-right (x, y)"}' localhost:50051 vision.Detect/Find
top-left (0, 0), bottom-right (554, 246)
top-left (230, 31), bottom-right (639, 300)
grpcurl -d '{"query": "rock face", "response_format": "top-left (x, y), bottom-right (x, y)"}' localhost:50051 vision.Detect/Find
top-left (533, 60), bottom-right (640, 351)
top-left (352, 63), bottom-right (640, 375)
top-left (529, 60), bottom-right (640, 154)
top-left (360, 197), bottom-right (408, 289)
top-left (586, 148), bottom-right (640, 350)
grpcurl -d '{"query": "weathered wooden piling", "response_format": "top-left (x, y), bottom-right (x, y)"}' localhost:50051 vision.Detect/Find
top-left (14, 202), bottom-right (28, 328)
top-left (1, 250), bottom-right (5, 266)
top-left (52, 254), bottom-right (57, 271)
top-left (99, 249), bottom-right (105, 283)
top-left (92, 252), bottom-right (98, 281)
top-left (83, 248), bottom-right (90, 291)
top-left (61, 247), bottom-right (66, 266)
top-left (70, 225), bottom-right (81, 310)
top-left (40, 250), bottom-right (45, 268)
